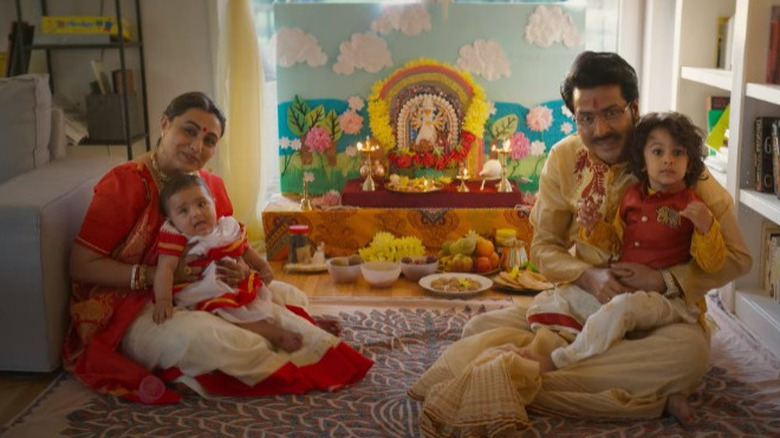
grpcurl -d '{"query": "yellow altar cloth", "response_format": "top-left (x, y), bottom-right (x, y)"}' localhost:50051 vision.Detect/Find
top-left (262, 204), bottom-right (533, 261)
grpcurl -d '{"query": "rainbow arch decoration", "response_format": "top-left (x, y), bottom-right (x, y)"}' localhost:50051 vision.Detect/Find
top-left (367, 59), bottom-right (489, 176)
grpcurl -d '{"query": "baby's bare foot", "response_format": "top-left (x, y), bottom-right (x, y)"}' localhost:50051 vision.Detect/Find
top-left (314, 316), bottom-right (342, 337)
top-left (667, 392), bottom-right (695, 428)
top-left (275, 331), bottom-right (303, 353)
top-left (516, 348), bottom-right (557, 373)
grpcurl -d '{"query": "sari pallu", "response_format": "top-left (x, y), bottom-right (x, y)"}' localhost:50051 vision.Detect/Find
top-left (62, 164), bottom-right (372, 404)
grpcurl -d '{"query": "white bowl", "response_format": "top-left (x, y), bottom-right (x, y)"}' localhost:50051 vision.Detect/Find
top-left (400, 257), bottom-right (439, 281)
top-left (326, 257), bottom-right (362, 283)
top-left (361, 261), bottom-right (401, 288)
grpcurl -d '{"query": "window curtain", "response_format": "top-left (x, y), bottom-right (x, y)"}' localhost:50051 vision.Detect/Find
top-left (215, 0), bottom-right (264, 247)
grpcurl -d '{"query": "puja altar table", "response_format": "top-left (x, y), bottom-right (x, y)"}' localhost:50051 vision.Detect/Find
top-left (340, 178), bottom-right (524, 208)
top-left (262, 194), bottom-right (533, 262)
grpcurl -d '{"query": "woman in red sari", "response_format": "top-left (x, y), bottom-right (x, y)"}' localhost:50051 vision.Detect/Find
top-left (64, 92), bottom-right (372, 403)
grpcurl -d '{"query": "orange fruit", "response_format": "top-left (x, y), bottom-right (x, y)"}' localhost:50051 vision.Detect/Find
top-left (474, 256), bottom-right (492, 273)
top-left (475, 238), bottom-right (495, 258)
top-left (489, 252), bottom-right (500, 269)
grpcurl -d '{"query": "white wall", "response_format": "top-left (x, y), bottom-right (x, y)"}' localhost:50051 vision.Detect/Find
top-left (639, 0), bottom-right (676, 114)
top-left (141, 0), bottom-right (216, 144)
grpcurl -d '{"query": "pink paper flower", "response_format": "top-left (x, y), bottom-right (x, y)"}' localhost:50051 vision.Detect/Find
top-left (338, 110), bottom-right (364, 135)
top-left (509, 132), bottom-right (531, 160)
top-left (305, 126), bottom-right (332, 153)
top-left (526, 105), bottom-right (553, 132)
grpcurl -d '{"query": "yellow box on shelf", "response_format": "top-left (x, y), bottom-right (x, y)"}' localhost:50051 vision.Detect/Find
top-left (41, 16), bottom-right (132, 41)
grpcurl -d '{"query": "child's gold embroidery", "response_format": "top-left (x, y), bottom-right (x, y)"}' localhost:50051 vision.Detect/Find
top-left (657, 206), bottom-right (681, 228)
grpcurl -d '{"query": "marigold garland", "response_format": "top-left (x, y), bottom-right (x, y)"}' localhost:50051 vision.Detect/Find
top-left (367, 58), bottom-right (489, 170)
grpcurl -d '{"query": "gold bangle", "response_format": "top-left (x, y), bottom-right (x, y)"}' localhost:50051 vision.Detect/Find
top-left (661, 269), bottom-right (680, 299)
top-left (136, 265), bottom-right (148, 290)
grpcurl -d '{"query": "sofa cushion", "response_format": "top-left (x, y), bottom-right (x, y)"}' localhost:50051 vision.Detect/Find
top-left (0, 155), bottom-right (121, 371)
top-left (0, 74), bottom-right (52, 184)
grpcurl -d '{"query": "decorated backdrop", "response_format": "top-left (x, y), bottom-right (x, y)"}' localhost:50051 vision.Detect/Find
top-left (274, 2), bottom-right (584, 196)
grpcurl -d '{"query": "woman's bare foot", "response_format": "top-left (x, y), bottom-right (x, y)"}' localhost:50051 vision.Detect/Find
top-left (667, 392), bottom-right (695, 427)
top-left (241, 321), bottom-right (304, 353)
top-left (314, 316), bottom-right (342, 337)
top-left (516, 348), bottom-right (557, 373)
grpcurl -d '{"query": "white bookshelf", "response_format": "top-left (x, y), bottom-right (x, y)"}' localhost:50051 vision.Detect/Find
top-left (672, 0), bottom-right (780, 359)
top-left (680, 67), bottom-right (732, 91)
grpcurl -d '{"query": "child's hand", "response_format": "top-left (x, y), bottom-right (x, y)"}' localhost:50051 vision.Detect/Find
top-left (576, 198), bottom-right (602, 232)
top-left (258, 260), bottom-right (274, 285)
top-left (153, 298), bottom-right (173, 324)
top-left (680, 201), bottom-right (713, 234)
top-left (175, 245), bottom-right (203, 283)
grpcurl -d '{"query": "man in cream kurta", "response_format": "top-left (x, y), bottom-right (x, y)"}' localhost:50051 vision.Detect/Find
top-left (408, 52), bottom-right (751, 437)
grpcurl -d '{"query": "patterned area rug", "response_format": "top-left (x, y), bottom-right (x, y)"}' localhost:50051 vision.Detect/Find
top-left (2, 295), bottom-right (780, 438)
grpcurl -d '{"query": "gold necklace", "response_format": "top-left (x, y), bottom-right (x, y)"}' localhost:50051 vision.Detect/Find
top-left (149, 150), bottom-right (171, 186)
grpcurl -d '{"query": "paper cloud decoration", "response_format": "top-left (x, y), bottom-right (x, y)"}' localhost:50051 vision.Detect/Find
top-left (371, 4), bottom-right (431, 36)
top-left (333, 32), bottom-right (393, 75)
top-left (525, 5), bottom-right (584, 48)
top-left (274, 27), bottom-right (327, 68)
top-left (456, 39), bottom-right (511, 81)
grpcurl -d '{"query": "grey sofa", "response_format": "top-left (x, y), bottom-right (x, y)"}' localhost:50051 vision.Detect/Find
top-left (0, 74), bottom-right (121, 372)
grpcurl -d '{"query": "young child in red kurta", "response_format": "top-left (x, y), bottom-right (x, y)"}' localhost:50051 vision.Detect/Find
top-left (153, 174), bottom-right (303, 352)
top-left (526, 111), bottom-right (726, 368)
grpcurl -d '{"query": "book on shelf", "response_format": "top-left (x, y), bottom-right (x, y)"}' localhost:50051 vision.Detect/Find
top-left (760, 223), bottom-right (780, 301)
top-left (41, 16), bottom-right (132, 41)
top-left (761, 224), bottom-right (779, 292)
top-left (89, 59), bottom-right (112, 95)
top-left (755, 117), bottom-right (780, 193)
top-left (706, 96), bottom-right (730, 133)
top-left (773, 120), bottom-right (780, 199)
top-left (5, 21), bottom-right (34, 77)
top-left (767, 6), bottom-right (780, 85)
top-left (111, 68), bottom-right (135, 94)
top-left (716, 15), bottom-right (734, 70)
top-left (706, 104), bottom-right (729, 151)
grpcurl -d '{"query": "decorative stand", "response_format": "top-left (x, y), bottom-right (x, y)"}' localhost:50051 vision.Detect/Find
top-left (300, 180), bottom-right (313, 211)
top-left (496, 140), bottom-right (513, 193)
top-left (358, 138), bottom-right (378, 192)
top-left (457, 164), bottom-right (470, 192)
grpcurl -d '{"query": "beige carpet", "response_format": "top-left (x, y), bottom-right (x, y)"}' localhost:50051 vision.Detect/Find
top-left (1, 294), bottom-right (779, 438)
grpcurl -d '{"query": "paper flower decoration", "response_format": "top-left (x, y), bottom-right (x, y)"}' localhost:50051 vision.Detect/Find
top-left (338, 110), bottom-right (364, 135)
top-left (526, 105), bottom-right (553, 132)
top-left (509, 132), bottom-right (531, 160)
top-left (305, 126), bottom-right (332, 154)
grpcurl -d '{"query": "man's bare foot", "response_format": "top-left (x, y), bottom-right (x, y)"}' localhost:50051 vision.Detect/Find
top-left (273, 330), bottom-right (303, 353)
top-left (314, 316), bottom-right (342, 337)
top-left (667, 392), bottom-right (695, 428)
top-left (516, 348), bottom-right (557, 373)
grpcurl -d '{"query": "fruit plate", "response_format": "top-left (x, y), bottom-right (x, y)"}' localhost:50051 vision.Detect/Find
top-left (419, 273), bottom-right (493, 298)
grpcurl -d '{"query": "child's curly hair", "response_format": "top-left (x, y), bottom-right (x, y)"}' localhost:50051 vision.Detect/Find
top-left (629, 111), bottom-right (707, 187)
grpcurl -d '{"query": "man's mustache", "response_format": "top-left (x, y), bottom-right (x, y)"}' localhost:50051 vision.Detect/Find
top-left (591, 133), bottom-right (621, 144)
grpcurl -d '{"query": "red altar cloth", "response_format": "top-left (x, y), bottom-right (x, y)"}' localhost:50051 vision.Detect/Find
top-left (341, 178), bottom-right (525, 208)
